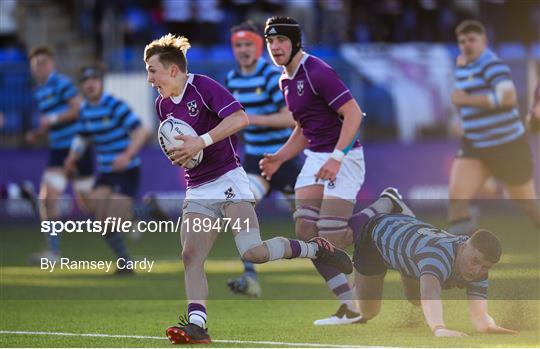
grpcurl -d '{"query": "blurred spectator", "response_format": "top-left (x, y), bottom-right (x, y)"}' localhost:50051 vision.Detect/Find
top-left (196, 0), bottom-right (225, 45)
top-left (479, 0), bottom-right (506, 44)
top-left (317, 0), bottom-right (347, 46)
top-left (122, 1), bottom-right (154, 46)
top-left (161, 0), bottom-right (196, 40)
top-left (286, 0), bottom-right (316, 45)
top-left (161, 0), bottom-right (225, 46)
top-left (224, 0), bottom-right (257, 24)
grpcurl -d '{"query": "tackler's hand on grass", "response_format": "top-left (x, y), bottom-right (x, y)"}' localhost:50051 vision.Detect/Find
top-left (485, 324), bottom-right (519, 335)
top-left (434, 328), bottom-right (469, 337)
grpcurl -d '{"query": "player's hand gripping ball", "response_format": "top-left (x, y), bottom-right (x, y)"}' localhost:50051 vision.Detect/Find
top-left (158, 118), bottom-right (203, 169)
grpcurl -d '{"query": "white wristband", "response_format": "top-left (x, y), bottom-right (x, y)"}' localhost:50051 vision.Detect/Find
top-left (330, 149), bottom-right (345, 162)
top-left (48, 113), bottom-right (59, 125)
top-left (70, 135), bottom-right (88, 155)
top-left (200, 133), bottom-right (214, 148)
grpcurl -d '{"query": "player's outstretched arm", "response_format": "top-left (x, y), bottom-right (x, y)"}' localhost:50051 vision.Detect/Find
top-left (452, 81), bottom-right (517, 110)
top-left (420, 274), bottom-right (468, 337)
top-left (468, 297), bottom-right (518, 334)
top-left (113, 126), bottom-right (149, 171)
top-left (259, 123), bottom-right (307, 180)
top-left (249, 107), bottom-right (296, 128)
top-left (40, 94), bottom-right (83, 131)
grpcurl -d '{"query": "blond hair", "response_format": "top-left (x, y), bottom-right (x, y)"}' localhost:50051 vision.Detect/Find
top-left (144, 34), bottom-right (191, 72)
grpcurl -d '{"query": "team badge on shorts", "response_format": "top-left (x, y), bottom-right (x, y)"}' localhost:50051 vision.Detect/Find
top-left (224, 187), bottom-right (236, 200)
top-left (327, 180), bottom-right (335, 189)
top-left (297, 80), bottom-right (304, 96)
top-left (187, 100), bottom-right (199, 117)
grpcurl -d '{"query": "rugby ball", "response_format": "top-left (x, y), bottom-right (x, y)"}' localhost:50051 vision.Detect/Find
top-left (158, 118), bottom-right (203, 169)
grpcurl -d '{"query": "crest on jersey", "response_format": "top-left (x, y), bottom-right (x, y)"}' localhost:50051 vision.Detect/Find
top-left (224, 187), bottom-right (236, 200)
top-left (284, 85), bottom-right (289, 96)
top-left (297, 80), bottom-right (304, 96)
top-left (187, 100), bottom-right (199, 117)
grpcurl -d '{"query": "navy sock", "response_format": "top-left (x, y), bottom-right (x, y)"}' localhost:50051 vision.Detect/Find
top-left (104, 232), bottom-right (130, 261)
top-left (242, 259), bottom-right (257, 279)
top-left (47, 226), bottom-right (60, 254)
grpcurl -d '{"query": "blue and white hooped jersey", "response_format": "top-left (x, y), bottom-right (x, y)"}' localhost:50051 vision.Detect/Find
top-left (78, 93), bottom-right (141, 173)
top-left (454, 49), bottom-right (524, 148)
top-left (225, 58), bottom-right (291, 155)
top-left (34, 71), bottom-right (80, 149)
top-left (371, 214), bottom-right (488, 299)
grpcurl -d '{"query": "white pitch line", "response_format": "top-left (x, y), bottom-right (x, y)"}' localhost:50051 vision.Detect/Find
top-left (0, 330), bottom-right (390, 348)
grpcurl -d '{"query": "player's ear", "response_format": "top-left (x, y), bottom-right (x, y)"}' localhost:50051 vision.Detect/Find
top-left (169, 64), bottom-right (177, 77)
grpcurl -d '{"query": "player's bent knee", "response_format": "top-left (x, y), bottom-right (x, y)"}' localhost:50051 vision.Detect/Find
top-left (263, 236), bottom-right (290, 261)
top-left (235, 229), bottom-right (263, 261)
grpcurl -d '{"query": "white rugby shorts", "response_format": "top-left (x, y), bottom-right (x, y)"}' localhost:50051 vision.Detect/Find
top-left (183, 167), bottom-right (255, 219)
top-left (295, 147), bottom-right (365, 202)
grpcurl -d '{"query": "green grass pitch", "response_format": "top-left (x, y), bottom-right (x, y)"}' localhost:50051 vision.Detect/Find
top-left (1, 212), bottom-right (539, 347)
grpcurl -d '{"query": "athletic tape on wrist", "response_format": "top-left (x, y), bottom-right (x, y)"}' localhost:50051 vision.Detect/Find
top-left (330, 149), bottom-right (345, 162)
top-left (200, 133), bottom-right (214, 148)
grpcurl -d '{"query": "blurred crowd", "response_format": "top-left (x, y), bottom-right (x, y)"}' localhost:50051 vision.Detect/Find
top-left (70, 0), bottom-right (539, 58)
top-left (0, 0), bottom-right (538, 146)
